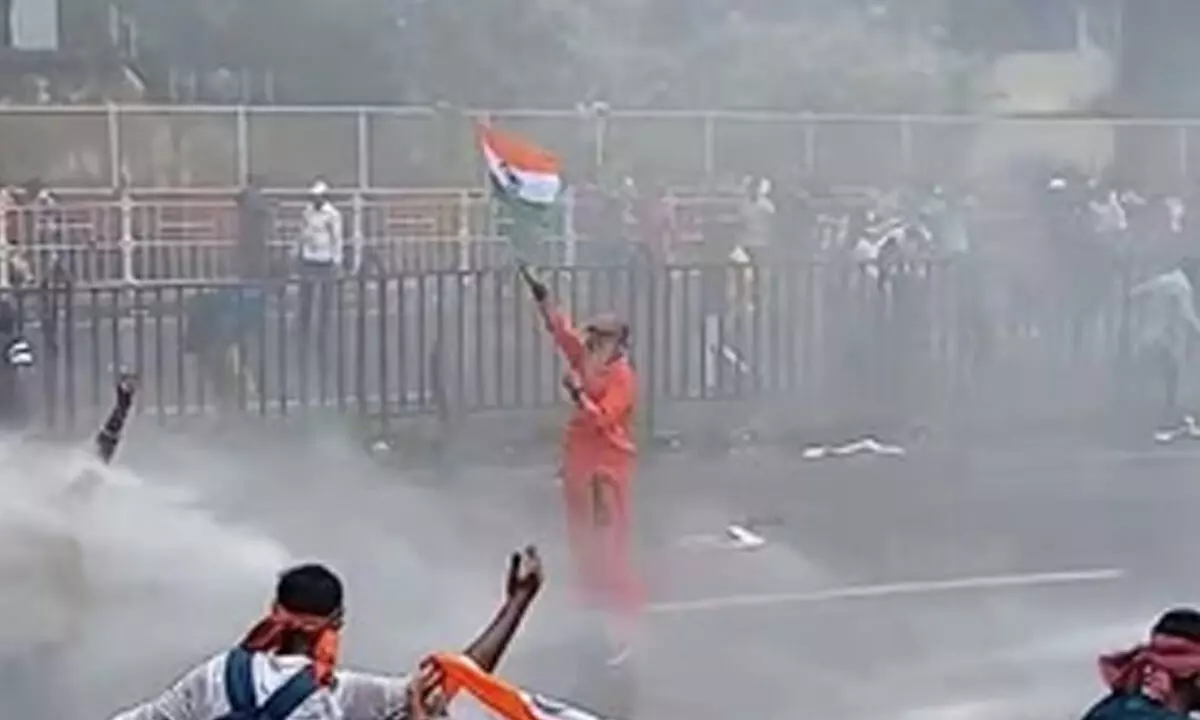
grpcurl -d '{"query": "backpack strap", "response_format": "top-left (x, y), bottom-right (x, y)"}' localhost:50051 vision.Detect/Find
top-left (223, 648), bottom-right (322, 720)
top-left (223, 648), bottom-right (257, 713)
top-left (258, 665), bottom-right (321, 720)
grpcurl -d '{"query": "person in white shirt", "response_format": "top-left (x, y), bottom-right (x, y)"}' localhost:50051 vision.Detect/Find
top-left (296, 180), bottom-right (344, 363)
top-left (1130, 258), bottom-right (1200, 437)
top-left (107, 546), bottom-right (543, 720)
top-left (739, 176), bottom-right (775, 253)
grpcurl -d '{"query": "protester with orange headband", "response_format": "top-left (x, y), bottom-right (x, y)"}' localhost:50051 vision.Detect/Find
top-left (1083, 608), bottom-right (1200, 719)
top-left (520, 265), bottom-right (641, 667)
top-left (108, 546), bottom-right (543, 720)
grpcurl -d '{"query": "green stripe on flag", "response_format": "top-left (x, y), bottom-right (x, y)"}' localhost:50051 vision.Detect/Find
top-left (490, 174), bottom-right (564, 265)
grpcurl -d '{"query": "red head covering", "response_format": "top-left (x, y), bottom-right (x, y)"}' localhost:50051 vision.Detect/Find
top-left (1099, 633), bottom-right (1200, 711)
top-left (240, 603), bottom-right (341, 686)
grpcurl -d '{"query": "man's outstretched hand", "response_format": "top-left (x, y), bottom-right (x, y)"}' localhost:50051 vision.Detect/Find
top-left (115, 372), bottom-right (138, 409)
top-left (518, 264), bottom-right (548, 303)
top-left (505, 546), bottom-right (543, 605)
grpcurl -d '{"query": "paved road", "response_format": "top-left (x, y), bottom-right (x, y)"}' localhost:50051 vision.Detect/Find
top-left (47, 427), bottom-right (1197, 720)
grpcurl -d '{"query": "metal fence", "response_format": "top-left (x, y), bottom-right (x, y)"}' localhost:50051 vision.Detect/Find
top-left (10, 260), bottom-right (1150, 441)
top-left (2, 194), bottom-right (499, 286)
top-left (4, 105), bottom-right (1200, 190)
top-left (1, 193), bottom-right (755, 285)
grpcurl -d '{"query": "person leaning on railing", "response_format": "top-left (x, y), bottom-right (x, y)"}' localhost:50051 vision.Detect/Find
top-left (236, 174), bottom-right (272, 283)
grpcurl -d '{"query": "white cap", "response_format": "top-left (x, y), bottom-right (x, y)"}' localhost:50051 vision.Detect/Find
top-left (310, 180), bottom-right (330, 195)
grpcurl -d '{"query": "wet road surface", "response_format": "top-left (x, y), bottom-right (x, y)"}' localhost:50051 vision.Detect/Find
top-left (98, 430), bottom-right (1200, 720)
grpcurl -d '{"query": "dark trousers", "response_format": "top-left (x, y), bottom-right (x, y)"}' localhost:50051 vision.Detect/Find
top-left (1134, 344), bottom-right (1182, 427)
top-left (1157, 347), bottom-right (1181, 426)
top-left (297, 260), bottom-right (335, 350)
top-left (297, 261), bottom-right (337, 395)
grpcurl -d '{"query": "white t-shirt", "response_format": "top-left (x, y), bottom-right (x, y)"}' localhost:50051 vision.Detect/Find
top-left (108, 652), bottom-right (410, 720)
top-left (298, 203), bottom-right (345, 266)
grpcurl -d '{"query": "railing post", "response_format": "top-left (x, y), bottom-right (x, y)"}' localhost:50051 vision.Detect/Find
top-left (356, 107), bottom-right (370, 190)
top-left (703, 112), bottom-right (716, 181)
top-left (803, 115), bottom-right (817, 175)
top-left (457, 190), bottom-right (471, 272)
top-left (899, 116), bottom-right (914, 177)
top-left (107, 103), bottom-right (121, 190)
top-left (351, 190), bottom-right (365, 275)
top-left (1178, 123), bottom-right (1190, 183)
top-left (643, 262), bottom-right (658, 440)
top-left (119, 188), bottom-right (135, 283)
top-left (235, 105), bottom-right (249, 184)
top-left (0, 199), bottom-right (9, 290)
top-left (237, 105), bottom-right (250, 184)
top-left (593, 111), bottom-right (606, 177)
top-left (563, 186), bottom-right (577, 267)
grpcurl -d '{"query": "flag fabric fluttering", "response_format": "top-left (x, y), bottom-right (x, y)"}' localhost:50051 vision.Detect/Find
top-left (426, 652), bottom-right (611, 720)
top-left (477, 123), bottom-right (564, 261)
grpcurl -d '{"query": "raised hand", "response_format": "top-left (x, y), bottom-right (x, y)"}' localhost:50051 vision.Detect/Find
top-left (505, 545), bottom-right (543, 604)
top-left (518, 264), bottom-right (548, 303)
top-left (115, 372), bottom-right (138, 409)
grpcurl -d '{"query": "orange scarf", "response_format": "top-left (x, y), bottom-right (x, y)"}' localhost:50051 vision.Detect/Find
top-left (422, 652), bottom-right (606, 720)
top-left (240, 604), bottom-right (341, 686)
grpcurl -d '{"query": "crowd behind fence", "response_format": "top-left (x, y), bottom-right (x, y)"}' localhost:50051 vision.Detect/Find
top-left (4, 105), bottom-right (1200, 191)
top-left (9, 259), bottom-right (1161, 441)
top-left (0, 190), bottom-right (805, 286)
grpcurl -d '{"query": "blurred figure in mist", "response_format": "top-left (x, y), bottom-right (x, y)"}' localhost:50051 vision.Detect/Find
top-left (774, 174), bottom-right (816, 257)
top-left (295, 180), bottom-right (343, 376)
top-left (922, 185), bottom-right (971, 256)
top-left (1128, 257), bottom-right (1200, 439)
top-left (198, 173), bottom-right (275, 404)
top-left (593, 175), bottom-right (638, 267)
top-left (696, 200), bottom-right (752, 398)
top-left (183, 286), bottom-right (260, 412)
top-left (1088, 176), bottom-right (1131, 250)
top-left (632, 181), bottom-right (677, 267)
top-left (0, 297), bottom-right (34, 428)
top-left (7, 178), bottom-right (59, 288)
top-left (581, 176), bottom-right (635, 267)
top-left (1043, 173), bottom-right (1083, 246)
top-left (0, 376), bottom-right (134, 720)
top-left (739, 176), bottom-right (775, 259)
top-left (236, 174), bottom-right (272, 282)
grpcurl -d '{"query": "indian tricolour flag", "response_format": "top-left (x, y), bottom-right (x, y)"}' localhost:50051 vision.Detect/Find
top-left (477, 123), bottom-right (564, 260)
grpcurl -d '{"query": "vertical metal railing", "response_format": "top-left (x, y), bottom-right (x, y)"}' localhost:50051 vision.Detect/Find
top-left (8, 261), bottom-right (1140, 445)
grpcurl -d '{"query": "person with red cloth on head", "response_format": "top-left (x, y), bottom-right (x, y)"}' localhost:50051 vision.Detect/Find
top-left (520, 264), bottom-right (641, 667)
top-left (1083, 608), bottom-right (1200, 719)
top-left (107, 547), bottom-right (543, 720)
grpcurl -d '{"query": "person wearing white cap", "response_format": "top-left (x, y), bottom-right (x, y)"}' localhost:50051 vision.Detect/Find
top-left (296, 180), bottom-right (344, 366)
